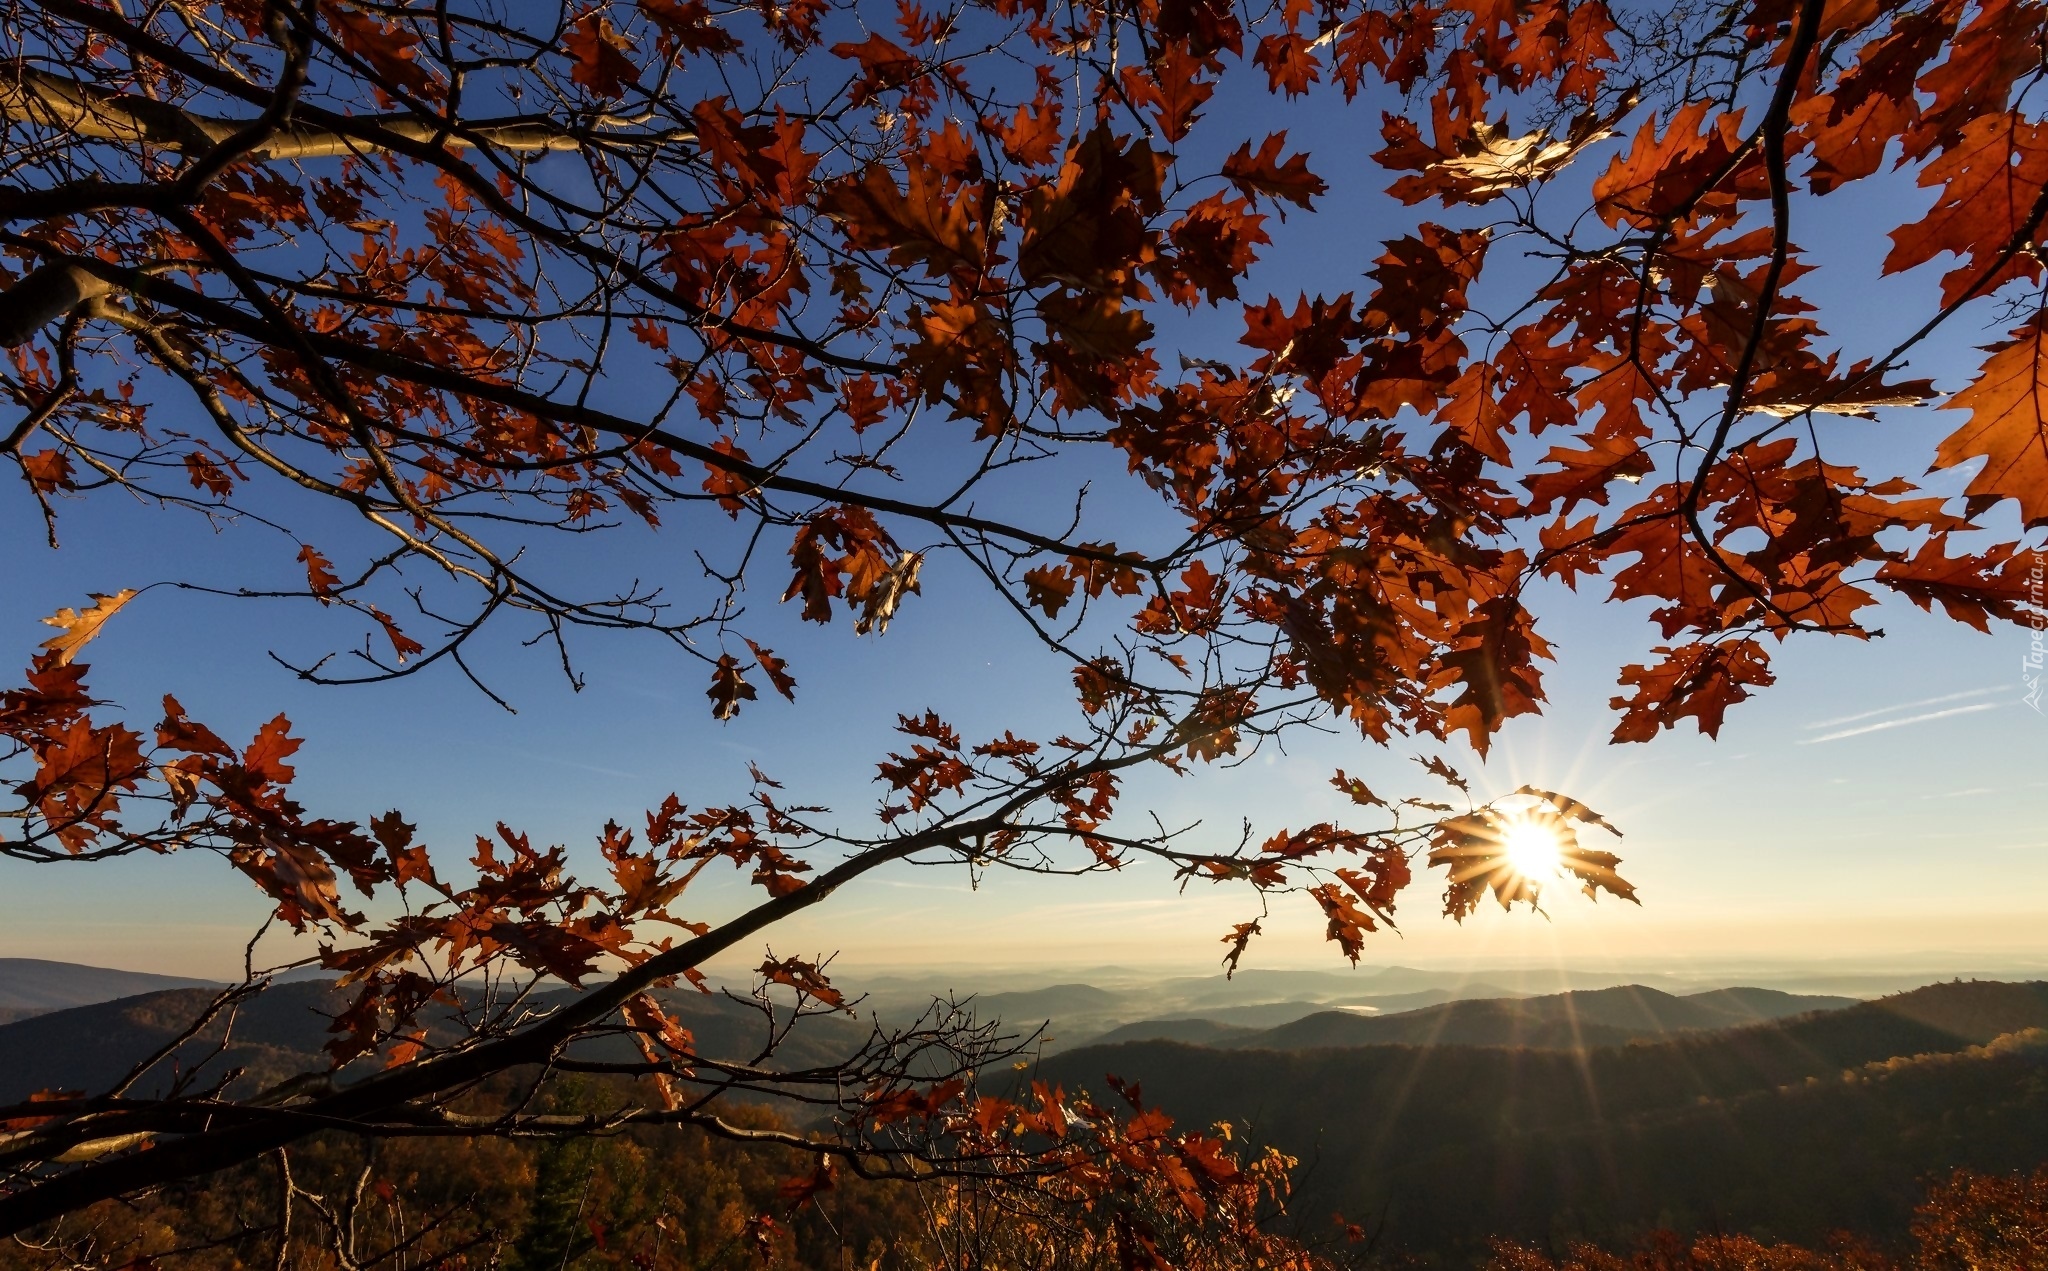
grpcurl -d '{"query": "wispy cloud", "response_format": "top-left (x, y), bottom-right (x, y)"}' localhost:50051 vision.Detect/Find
top-left (1799, 702), bottom-right (1999, 744)
top-left (1803, 686), bottom-right (1999, 732)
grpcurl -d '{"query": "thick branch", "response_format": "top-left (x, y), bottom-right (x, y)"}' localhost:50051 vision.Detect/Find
top-left (0, 262), bottom-right (111, 348)
top-left (0, 65), bottom-right (689, 160)
top-left (0, 824), bottom-right (954, 1234)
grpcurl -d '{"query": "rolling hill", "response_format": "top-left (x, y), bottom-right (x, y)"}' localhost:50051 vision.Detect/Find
top-left (1034, 980), bottom-right (2048, 1262)
top-left (1228, 983), bottom-right (1855, 1049)
top-left (0, 979), bottom-right (871, 1106)
top-left (7, 969), bottom-right (2044, 1263)
top-left (0, 957), bottom-right (217, 1023)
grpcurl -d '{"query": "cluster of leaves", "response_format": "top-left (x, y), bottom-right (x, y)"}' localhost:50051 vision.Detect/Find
top-left (3, 0), bottom-right (2048, 1246)
top-left (7, 0), bottom-right (2042, 751)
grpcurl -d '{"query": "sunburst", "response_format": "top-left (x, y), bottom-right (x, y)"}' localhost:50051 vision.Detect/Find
top-left (1499, 813), bottom-right (1565, 885)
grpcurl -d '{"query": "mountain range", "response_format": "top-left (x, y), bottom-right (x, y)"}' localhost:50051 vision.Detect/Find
top-left (3, 959), bottom-right (2046, 1261)
top-left (0, 979), bottom-right (871, 1106)
top-left (1087, 984), bottom-right (1857, 1049)
top-left (0, 957), bottom-right (216, 1024)
top-left (1033, 979), bottom-right (2048, 1261)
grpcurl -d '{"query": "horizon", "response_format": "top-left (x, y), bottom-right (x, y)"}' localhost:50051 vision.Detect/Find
top-left (11, 947), bottom-right (2047, 994)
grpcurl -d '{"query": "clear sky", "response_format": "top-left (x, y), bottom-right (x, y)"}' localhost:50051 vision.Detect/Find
top-left (4, 63), bottom-right (2045, 988)
top-left (7, 477), bottom-right (2043, 983)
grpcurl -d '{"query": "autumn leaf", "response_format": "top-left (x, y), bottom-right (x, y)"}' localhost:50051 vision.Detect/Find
top-left (1330, 769), bottom-right (1386, 808)
top-left (775, 1160), bottom-right (835, 1211)
top-left (839, 373), bottom-right (889, 432)
top-left (622, 992), bottom-right (696, 1057)
top-left (1219, 919), bottom-right (1260, 978)
top-left (1024, 564), bottom-right (1077, 619)
top-left (367, 607), bottom-right (425, 662)
top-left (1591, 102), bottom-right (1751, 227)
top-left (758, 955), bottom-right (846, 1009)
top-left (831, 33), bottom-right (920, 105)
top-left (1611, 640), bottom-right (1775, 742)
top-left (822, 159), bottom-right (985, 277)
top-left (298, 545), bottom-right (341, 600)
top-left (1220, 133), bottom-right (1326, 211)
top-left (371, 811), bottom-right (437, 886)
top-left (707, 653), bottom-right (756, 720)
top-left (1427, 801), bottom-right (1635, 921)
top-left (1427, 116), bottom-right (1618, 197)
top-left (1387, 107), bottom-right (1624, 206)
top-left (1253, 32), bottom-right (1320, 98)
top-left (854, 551), bottom-right (922, 636)
top-left (20, 449), bottom-right (72, 493)
top-left (1884, 113), bottom-right (2048, 306)
top-left (1522, 433), bottom-right (1654, 514)
top-left (744, 639), bottom-right (798, 701)
top-left (384, 1029), bottom-right (428, 1069)
top-left (1124, 47), bottom-right (1214, 143)
top-left (243, 715), bottom-right (301, 786)
top-left (564, 10), bottom-right (641, 98)
top-left (39, 590), bottom-right (138, 666)
top-left (638, 0), bottom-right (736, 57)
top-left (1877, 535), bottom-right (2042, 632)
top-left (1933, 315), bottom-right (2048, 527)
top-left (1435, 365), bottom-right (1512, 462)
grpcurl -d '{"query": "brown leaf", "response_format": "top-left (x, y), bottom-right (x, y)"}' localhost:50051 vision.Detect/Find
top-left (1023, 564), bottom-right (1076, 619)
top-left (40, 590), bottom-right (138, 666)
top-left (1220, 132), bottom-right (1326, 211)
top-left (1934, 315), bottom-right (2048, 527)
top-left (744, 639), bottom-right (798, 701)
top-left (565, 10), bottom-right (641, 98)
top-left (707, 653), bottom-right (756, 720)
top-left (298, 545), bottom-right (341, 600)
top-left (854, 551), bottom-right (922, 636)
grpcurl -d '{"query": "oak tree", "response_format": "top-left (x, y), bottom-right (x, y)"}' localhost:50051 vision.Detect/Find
top-left (2, 0), bottom-right (2044, 1257)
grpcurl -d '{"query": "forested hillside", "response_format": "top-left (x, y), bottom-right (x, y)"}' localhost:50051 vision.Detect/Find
top-left (1037, 982), bottom-right (2048, 1262)
top-left (4, 979), bottom-right (2046, 1265)
top-left (0, 981), bottom-right (869, 1105)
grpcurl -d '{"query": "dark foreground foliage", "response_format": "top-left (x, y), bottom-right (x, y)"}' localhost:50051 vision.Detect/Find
top-left (1483, 1167), bottom-right (2048, 1271)
top-left (4, 1119), bottom-right (2045, 1271)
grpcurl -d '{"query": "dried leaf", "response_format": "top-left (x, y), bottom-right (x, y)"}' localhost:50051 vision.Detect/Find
top-left (40, 590), bottom-right (138, 666)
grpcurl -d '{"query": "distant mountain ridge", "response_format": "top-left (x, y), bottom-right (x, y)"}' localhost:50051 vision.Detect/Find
top-left (1088, 984), bottom-right (1851, 1049)
top-left (1231, 983), bottom-right (1856, 1049)
top-left (0, 979), bottom-right (871, 1106)
top-left (0, 957), bottom-right (217, 1023)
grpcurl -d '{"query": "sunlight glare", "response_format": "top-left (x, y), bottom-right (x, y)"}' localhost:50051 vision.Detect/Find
top-left (1501, 816), bottom-right (1564, 883)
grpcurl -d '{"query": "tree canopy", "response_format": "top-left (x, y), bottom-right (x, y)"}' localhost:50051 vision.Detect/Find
top-left (2, 0), bottom-right (2044, 1251)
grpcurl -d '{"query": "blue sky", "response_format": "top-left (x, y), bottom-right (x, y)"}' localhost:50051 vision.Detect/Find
top-left (7, 476), bottom-right (2042, 982)
top-left (4, 50), bottom-right (2045, 986)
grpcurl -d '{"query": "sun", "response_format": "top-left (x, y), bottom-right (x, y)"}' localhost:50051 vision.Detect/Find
top-left (1499, 815), bottom-right (1564, 883)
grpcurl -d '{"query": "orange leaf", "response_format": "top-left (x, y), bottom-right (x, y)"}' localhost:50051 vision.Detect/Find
top-left (298, 544), bottom-right (341, 600)
top-left (1934, 315), bottom-right (2048, 527)
top-left (39, 590), bottom-right (138, 666)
